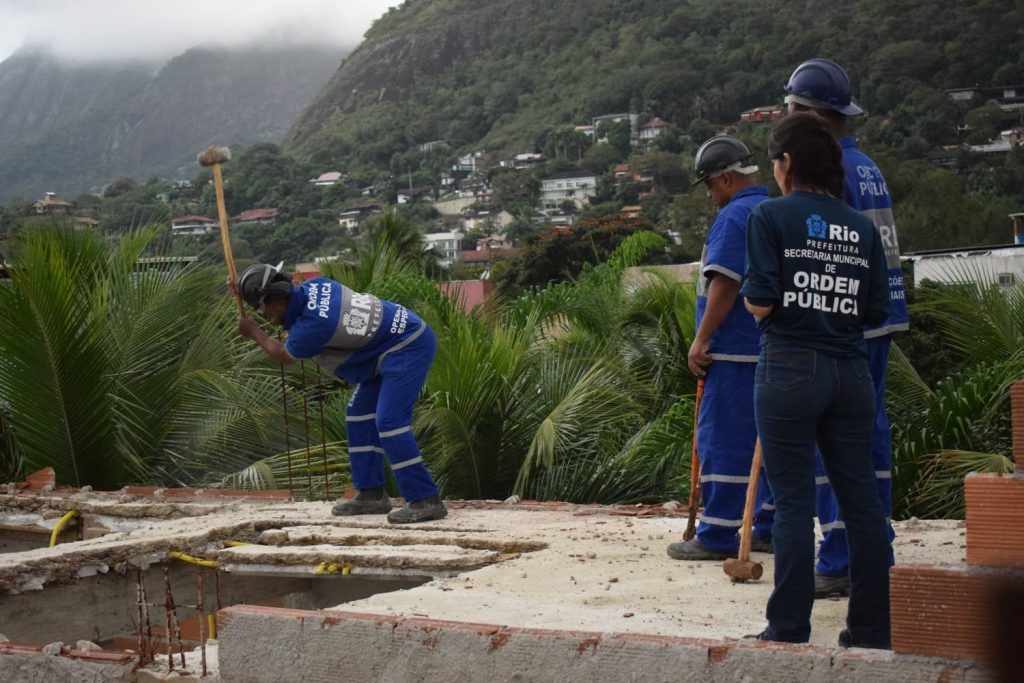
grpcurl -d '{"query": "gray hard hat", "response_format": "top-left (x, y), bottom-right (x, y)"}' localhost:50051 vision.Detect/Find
top-left (692, 135), bottom-right (758, 186)
top-left (238, 263), bottom-right (292, 310)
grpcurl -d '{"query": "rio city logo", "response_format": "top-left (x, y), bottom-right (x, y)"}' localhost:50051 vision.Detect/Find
top-left (806, 214), bottom-right (828, 239)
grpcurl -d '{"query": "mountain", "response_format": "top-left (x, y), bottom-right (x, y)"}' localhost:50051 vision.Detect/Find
top-left (284, 0), bottom-right (1023, 169)
top-left (0, 45), bottom-right (346, 201)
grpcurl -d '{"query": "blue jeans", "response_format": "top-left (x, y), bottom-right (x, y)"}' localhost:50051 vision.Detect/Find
top-left (754, 342), bottom-right (891, 644)
top-left (816, 336), bottom-right (896, 576)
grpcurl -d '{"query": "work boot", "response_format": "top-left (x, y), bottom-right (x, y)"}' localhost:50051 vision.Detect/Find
top-left (750, 537), bottom-right (774, 554)
top-left (331, 487), bottom-right (392, 516)
top-left (387, 495), bottom-right (447, 524)
top-left (665, 539), bottom-right (731, 561)
top-left (814, 572), bottom-right (850, 599)
top-left (838, 628), bottom-right (891, 650)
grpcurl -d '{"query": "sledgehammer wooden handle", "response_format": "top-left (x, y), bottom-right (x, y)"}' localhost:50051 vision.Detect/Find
top-left (723, 438), bottom-right (764, 583)
top-left (197, 145), bottom-right (245, 318)
top-left (683, 378), bottom-right (705, 541)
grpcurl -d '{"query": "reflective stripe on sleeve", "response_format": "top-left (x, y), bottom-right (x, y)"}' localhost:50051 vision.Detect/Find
top-left (346, 413), bottom-right (377, 422)
top-left (349, 446), bottom-right (385, 454)
top-left (379, 425), bottom-right (412, 438)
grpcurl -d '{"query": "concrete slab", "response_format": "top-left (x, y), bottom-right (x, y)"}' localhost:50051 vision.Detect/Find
top-left (0, 492), bottom-right (980, 681)
top-left (216, 542), bottom-right (500, 571)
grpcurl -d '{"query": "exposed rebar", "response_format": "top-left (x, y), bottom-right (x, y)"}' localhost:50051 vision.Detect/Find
top-left (135, 568), bottom-right (147, 664)
top-left (162, 568), bottom-right (175, 671)
top-left (316, 369), bottom-right (330, 500)
top-left (214, 568), bottom-right (223, 612)
top-left (278, 331), bottom-right (293, 496)
top-left (299, 361), bottom-right (313, 498)
top-left (140, 570), bottom-right (154, 665)
top-left (197, 571), bottom-right (208, 677)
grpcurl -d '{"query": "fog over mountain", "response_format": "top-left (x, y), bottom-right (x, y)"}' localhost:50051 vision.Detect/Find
top-left (0, 1), bottom-right (404, 200)
top-left (0, 0), bottom-right (400, 63)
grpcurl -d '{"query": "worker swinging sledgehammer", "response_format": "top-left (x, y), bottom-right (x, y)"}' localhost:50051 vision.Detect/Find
top-left (231, 263), bottom-right (447, 524)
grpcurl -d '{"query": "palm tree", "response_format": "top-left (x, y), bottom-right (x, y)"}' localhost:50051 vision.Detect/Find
top-left (887, 271), bottom-right (1022, 518)
top-left (0, 225), bottom-right (343, 493)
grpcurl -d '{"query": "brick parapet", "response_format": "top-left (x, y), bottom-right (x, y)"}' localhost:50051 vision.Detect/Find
top-left (217, 604), bottom-right (987, 682)
top-left (965, 472), bottom-right (1024, 568)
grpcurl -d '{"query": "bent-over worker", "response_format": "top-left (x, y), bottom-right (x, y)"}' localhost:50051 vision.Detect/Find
top-left (234, 263), bottom-right (447, 524)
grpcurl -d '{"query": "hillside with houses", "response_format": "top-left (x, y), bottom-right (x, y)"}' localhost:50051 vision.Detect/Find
top-left (1, 0), bottom-right (1023, 294)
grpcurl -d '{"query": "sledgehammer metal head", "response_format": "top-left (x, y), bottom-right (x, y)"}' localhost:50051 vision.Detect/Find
top-left (197, 146), bottom-right (231, 167)
top-left (723, 557), bottom-right (763, 583)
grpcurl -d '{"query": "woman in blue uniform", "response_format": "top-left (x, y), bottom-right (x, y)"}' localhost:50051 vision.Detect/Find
top-left (740, 113), bottom-right (891, 648)
top-left (233, 264), bottom-right (446, 524)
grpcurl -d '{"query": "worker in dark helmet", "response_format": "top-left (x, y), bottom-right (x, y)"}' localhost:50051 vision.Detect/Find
top-left (232, 263), bottom-right (447, 524)
top-left (784, 58), bottom-right (907, 599)
top-left (667, 135), bottom-right (775, 562)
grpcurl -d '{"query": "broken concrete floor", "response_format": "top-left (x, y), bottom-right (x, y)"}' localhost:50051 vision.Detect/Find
top-left (0, 489), bottom-right (984, 681)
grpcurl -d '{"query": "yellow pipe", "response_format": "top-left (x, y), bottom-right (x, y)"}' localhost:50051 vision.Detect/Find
top-left (223, 540), bottom-right (252, 547)
top-left (49, 510), bottom-right (79, 547)
top-left (168, 551), bottom-right (218, 568)
top-left (208, 614), bottom-right (217, 640)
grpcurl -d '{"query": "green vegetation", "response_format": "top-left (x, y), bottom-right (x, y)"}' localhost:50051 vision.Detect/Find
top-left (2, 223), bottom-right (1018, 518)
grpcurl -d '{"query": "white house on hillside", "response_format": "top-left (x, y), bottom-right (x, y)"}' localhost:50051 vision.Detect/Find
top-left (171, 215), bottom-right (217, 237)
top-left (424, 231), bottom-right (464, 268)
top-left (906, 244), bottom-right (1024, 288)
top-left (540, 171), bottom-right (598, 210)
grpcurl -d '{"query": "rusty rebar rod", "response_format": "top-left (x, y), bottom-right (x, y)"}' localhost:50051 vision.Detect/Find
top-left (279, 331), bottom-right (293, 496)
top-left (140, 570), bottom-right (154, 665)
top-left (214, 568), bottom-right (223, 612)
top-left (299, 361), bottom-right (313, 498)
top-left (135, 568), bottom-right (147, 664)
top-left (163, 567), bottom-right (185, 668)
top-left (316, 369), bottom-right (330, 500)
top-left (162, 568), bottom-right (175, 672)
top-left (197, 571), bottom-right (208, 677)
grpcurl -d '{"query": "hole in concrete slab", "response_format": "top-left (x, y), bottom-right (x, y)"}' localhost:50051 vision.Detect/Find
top-left (0, 519), bottom-right (83, 553)
top-left (0, 561), bottom-right (425, 649)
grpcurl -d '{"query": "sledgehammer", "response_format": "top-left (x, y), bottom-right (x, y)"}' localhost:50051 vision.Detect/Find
top-left (682, 379), bottom-right (705, 541)
top-left (723, 438), bottom-right (764, 583)
top-left (197, 145), bottom-right (244, 317)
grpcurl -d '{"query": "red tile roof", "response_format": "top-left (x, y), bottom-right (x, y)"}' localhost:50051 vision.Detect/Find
top-left (235, 208), bottom-right (279, 222)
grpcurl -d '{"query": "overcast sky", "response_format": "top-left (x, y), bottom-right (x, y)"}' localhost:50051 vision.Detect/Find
top-left (0, 0), bottom-right (403, 63)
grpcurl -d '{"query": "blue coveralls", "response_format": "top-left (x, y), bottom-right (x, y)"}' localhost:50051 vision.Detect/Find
top-left (814, 137), bottom-right (909, 577)
top-left (283, 277), bottom-right (440, 503)
top-left (695, 185), bottom-right (775, 553)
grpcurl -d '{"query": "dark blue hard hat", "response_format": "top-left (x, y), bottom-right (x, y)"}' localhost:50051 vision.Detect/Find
top-left (784, 58), bottom-right (863, 117)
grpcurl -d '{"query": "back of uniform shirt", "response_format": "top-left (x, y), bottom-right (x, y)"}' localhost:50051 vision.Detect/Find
top-left (839, 137), bottom-right (909, 337)
top-left (741, 191), bottom-right (890, 357)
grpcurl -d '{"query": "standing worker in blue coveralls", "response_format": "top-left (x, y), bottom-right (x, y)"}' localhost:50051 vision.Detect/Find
top-left (666, 135), bottom-right (775, 561)
top-left (783, 58), bottom-right (909, 597)
top-left (232, 263), bottom-right (448, 524)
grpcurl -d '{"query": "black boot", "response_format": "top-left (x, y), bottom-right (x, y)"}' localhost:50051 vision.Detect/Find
top-left (387, 495), bottom-right (447, 524)
top-left (331, 487), bottom-right (392, 516)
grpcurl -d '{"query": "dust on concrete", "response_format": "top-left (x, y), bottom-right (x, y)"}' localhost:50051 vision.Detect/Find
top-left (0, 493), bottom-right (966, 648)
top-left (323, 509), bottom-right (965, 647)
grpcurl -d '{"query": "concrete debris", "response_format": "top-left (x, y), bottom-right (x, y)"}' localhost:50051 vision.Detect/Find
top-left (74, 640), bottom-right (102, 652)
top-left (40, 641), bottom-right (63, 656)
top-left (503, 495), bottom-right (520, 505)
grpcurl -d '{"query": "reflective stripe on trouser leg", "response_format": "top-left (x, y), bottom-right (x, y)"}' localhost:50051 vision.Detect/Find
top-left (696, 361), bottom-right (760, 553)
top-left (346, 381), bottom-right (386, 489)
top-left (376, 324), bottom-right (439, 503)
top-left (815, 336), bottom-right (896, 577)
